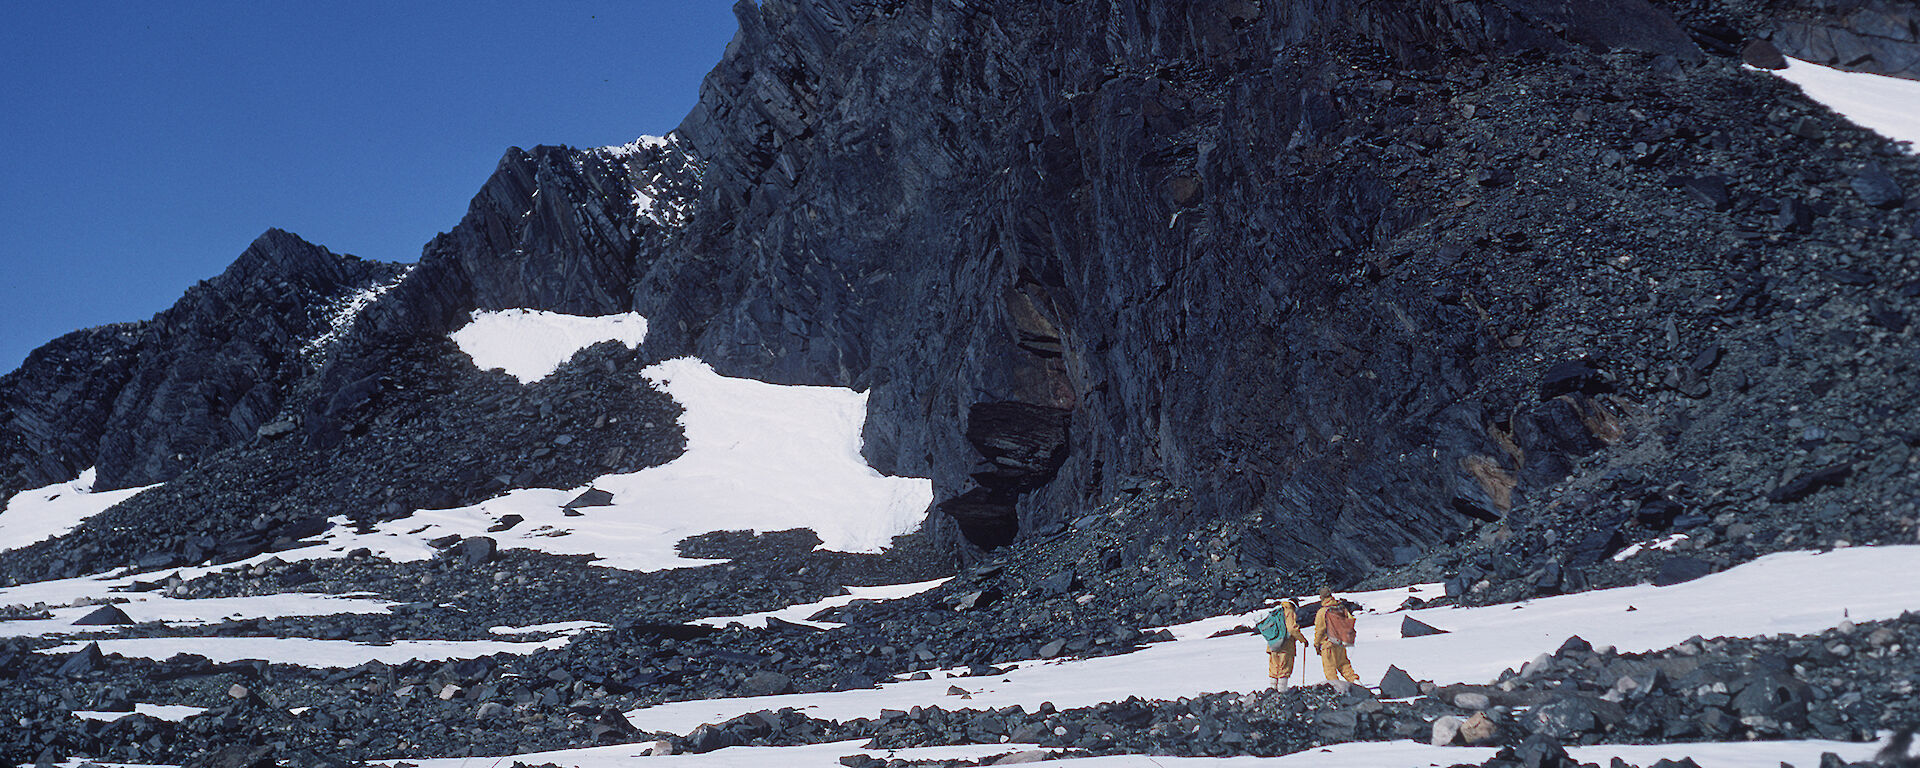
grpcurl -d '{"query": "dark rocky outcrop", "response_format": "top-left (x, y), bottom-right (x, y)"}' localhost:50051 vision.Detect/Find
top-left (8, 0), bottom-right (1920, 586)
top-left (0, 229), bottom-right (400, 499)
top-left (1765, 0), bottom-right (1920, 80)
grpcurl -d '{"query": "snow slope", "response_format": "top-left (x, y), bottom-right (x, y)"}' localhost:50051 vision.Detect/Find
top-left (1768, 57), bottom-right (1920, 147)
top-left (0, 469), bottom-right (158, 554)
top-left (449, 309), bottom-right (649, 383)
top-left (628, 545), bottom-right (1920, 733)
top-left (302, 357), bottom-right (933, 571)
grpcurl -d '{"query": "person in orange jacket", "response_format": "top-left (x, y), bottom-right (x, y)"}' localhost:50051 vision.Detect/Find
top-left (1255, 598), bottom-right (1310, 690)
top-left (1313, 587), bottom-right (1361, 689)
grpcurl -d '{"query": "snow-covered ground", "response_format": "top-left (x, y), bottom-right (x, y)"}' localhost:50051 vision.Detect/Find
top-left (627, 545), bottom-right (1920, 734)
top-left (1033, 737), bottom-right (1885, 768)
top-left (449, 309), bottom-right (649, 383)
top-left (300, 356), bottom-right (933, 572)
top-left (0, 469), bottom-right (158, 554)
top-left (693, 578), bottom-right (950, 630)
top-left (11, 304), bottom-right (1914, 768)
top-left (1768, 56), bottom-right (1920, 147)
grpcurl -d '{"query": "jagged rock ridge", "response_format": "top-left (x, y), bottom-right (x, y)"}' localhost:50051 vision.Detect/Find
top-left (1, 229), bottom-right (400, 496)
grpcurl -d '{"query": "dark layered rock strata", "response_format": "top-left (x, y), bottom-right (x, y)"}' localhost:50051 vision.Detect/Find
top-left (0, 230), bottom-right (399, 499)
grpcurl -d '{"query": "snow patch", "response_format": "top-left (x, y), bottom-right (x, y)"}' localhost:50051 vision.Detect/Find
top-left (598, 135), bottom-right (673, 158)
top-left (0, 469), bottom-right (158, 554)
top-left (308, 357), bottom-right (933, 571)
top-left (488, 620), bottom-right (610, 636)
top-left (1767, 57), bottom-right (1920, 147)
top-left (599, 133), bottom-right (698, 228)
top-left (695, 578), bottom-right (951, 630)
top-left (301, 266), bottom-right (413, 360)
top-left (449, 309), bottom-right (648, 383)
top-left (1612, 533), bottom-right (1689, 562)
top-left (72, 704), bottom-right (207, 723)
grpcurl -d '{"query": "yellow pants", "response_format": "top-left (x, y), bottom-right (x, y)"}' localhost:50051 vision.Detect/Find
top-left (1320, 643), bottom-right (1359, 683)
top-left (1267, 642), bottom-right (1297, 679)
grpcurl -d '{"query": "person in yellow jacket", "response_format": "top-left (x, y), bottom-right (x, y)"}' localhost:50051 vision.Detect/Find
top-left (1257, 599), bottom-right (1310, 690)
top-left (1313, 587), bottom-right (1361, 689)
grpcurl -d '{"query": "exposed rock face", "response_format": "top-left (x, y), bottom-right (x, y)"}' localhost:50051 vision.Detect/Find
top-left (1, 229), bottom-right (399, 497)
top-left (1764, 0), bottom-right (1920, 80)
top-left (625, 0), bottom-right (1714, 562)
top-left (6, 0), bottom-right (1920, 581)
top-left (630, 0), bottom-right (1920, 574)
top-left (0, 324), bottom-right (142, 492)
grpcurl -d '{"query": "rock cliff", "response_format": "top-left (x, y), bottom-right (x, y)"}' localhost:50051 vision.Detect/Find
top-left (6, 0), bottom-right (1919, 585)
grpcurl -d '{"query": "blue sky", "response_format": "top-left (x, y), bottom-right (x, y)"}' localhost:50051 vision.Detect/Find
top-left (0, 2), bottom-right (741, 372)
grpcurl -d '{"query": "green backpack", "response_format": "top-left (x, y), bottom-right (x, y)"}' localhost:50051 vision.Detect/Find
top-left (1255, 603), bottom-right (1292, 642)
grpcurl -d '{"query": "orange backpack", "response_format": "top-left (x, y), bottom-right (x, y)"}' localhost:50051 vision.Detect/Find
top-left (1324, 604), bottom-right (1358, 647)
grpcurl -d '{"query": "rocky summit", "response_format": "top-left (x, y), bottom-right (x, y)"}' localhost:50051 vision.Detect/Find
top-left (4, 1), bottom-right (1920, 767)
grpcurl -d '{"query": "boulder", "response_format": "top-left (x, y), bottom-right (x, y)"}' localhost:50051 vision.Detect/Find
top-left (950, 586), bottom-right (1003, 611)
top-left (185, 745), bottom-right (276, 768)
top-left (1652, 556), bottom-right (1713, 586)
top-left (564, 488), bottom-right (615, 509)
top-left (457, 536), bottom-right (497, 567)
top-left (1852, 164), bottom-right (1904, 209)
top-left (1742, 39), bottom-right (1788, 69)
top-left (56, 642), bottom-right (105, 677)
top-left (1459, 712), bottom-right (1500, 745)
top-left (1038, 569), bottom-right (1077, 596)
top-left (1454, 691), bottom-right (1492, 711)
top-left (683, 723), bottom-right (743, 753)
top-left (740, 671), bottom-right (795, 696)
top-left (73, 604), bottom-right (134, 625)
top-left (1401, 616), bottom-right (1448, 637)
top-left (1379, 665), bottom-right (1421, 698)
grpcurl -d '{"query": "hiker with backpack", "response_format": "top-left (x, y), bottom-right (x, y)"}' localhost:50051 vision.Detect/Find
top-left (1254, 598), bottom-right (1310, 690)
top-left (1313, 587), bottom-right (1362, 690)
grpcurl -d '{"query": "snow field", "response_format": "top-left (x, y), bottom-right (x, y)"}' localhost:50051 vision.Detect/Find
top-left (1766, 57), bottom-right (1920, 147)
top-left (0, 469), bottom-right (158, 554)
top-left (308, 357), bottom-right (933, 572)
top-left (626, 545), bottom-right (1920, 734)
top-left (449, 309), bottom-right (649, 383)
